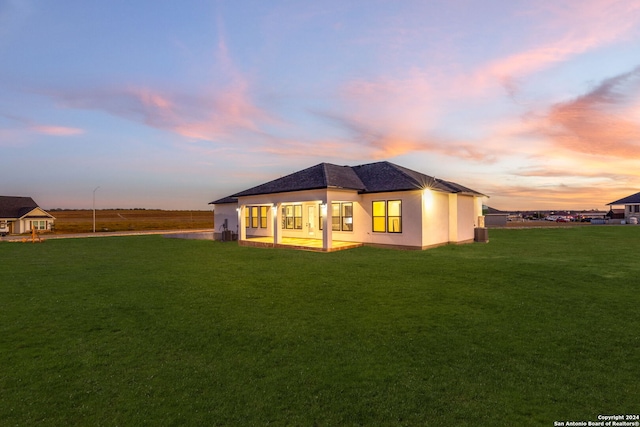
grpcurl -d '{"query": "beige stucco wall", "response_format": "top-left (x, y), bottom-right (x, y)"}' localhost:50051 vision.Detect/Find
top-left (422, 189), bottom-right (451, 247)
top-left (456, 194), bottom-right (477, 242)
top-left (352, 190), bottom-right (424, 247)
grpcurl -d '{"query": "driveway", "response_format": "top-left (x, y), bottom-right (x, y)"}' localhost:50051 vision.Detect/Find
top-left (0, 229), bottom-right (214, 242)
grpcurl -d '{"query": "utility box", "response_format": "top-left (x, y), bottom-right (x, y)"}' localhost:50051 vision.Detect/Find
top-left (222, 230), bottom-right (233, 242)
top-left (474, 227), bottom-right (489, 243)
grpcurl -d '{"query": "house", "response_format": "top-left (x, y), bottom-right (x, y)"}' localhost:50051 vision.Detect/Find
top-left (210, 161), bottom-right (486, 251)
top-left (607, 192), bottom-right (640, 223)
top-left (0, 196), bottom-right (56, 235)
top-left (483, 205), bottom-right (509, 227)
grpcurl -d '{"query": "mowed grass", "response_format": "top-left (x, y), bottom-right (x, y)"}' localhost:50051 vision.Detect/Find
top-left (1, 227), bottom-right (639, 426)
top-left (50, 209), bottom-right (213, 233)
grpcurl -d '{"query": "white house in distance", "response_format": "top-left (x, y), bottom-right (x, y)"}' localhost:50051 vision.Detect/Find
top-left (210, 161), bottom-right (486, 251)
top-left (0, 196), bottom-right (56, 235)
top-left (607, 191), bottom-right (640, 223)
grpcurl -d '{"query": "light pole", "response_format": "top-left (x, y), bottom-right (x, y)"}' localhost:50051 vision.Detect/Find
top-left (93, 186), bottom-right (100, 233)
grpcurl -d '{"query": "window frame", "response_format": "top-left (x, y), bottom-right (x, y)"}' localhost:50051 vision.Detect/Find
top-left (260, 206), bottom-right (268, 228)
top-left (372, 200), bottom-right (402, 233)
top-left (329, 202), bottom-right (354, 232)
top-left (251, 206), bottom-right (259, 228)
top-left (387, 200), bottom-right (402, 233)
top-left (294, 205), bottom-right (303, 230)
top-left (341, 202), bottom-right (353, 231)
top-left (282, 204), bottom-right (302, 230)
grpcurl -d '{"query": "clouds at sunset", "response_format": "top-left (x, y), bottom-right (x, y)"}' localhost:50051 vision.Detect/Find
top-left (2, 1), bottom-right (640, 210)
top-left (533, 66), bottom-right (640, 158)
top-left (49, 78), bottom-right (273, 144)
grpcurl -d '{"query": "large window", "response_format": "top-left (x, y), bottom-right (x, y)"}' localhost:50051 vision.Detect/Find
top-left (31, 220), bottom-right (46, 230)
top-left (330, 202), bottom-right (353, 232)
top-left (372, 200), bottom-right (402, 233)
top-left (282, 205), bottom-right (303, 230)
top-left (246, 206), bottom-right (269, 229)
top-left (318, 203), bottom-right (353, 231)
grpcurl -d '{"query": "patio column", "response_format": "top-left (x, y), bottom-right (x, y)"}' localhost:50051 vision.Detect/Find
top-left (238, 205), bottom-right (246, 241)
top-left (273, 203), bottom-right (282, 245)
top-left (322, 198), bottom-right (333, 251)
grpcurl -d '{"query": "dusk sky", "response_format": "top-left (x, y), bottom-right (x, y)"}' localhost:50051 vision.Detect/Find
top-left (2, 0), bottom-right (640, 211)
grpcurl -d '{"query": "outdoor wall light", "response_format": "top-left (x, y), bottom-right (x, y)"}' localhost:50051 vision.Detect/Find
top-left (423, 189), bottom-right (434, 210)
top-left (320, 203), bottom-right (327, 215)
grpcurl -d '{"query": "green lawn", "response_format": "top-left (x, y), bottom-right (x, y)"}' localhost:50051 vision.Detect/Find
top-left (1, 228), bottom-right (639, 426)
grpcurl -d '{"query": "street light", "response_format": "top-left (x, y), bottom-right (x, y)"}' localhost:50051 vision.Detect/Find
top-left (93, 186), bottom-right (100, 233)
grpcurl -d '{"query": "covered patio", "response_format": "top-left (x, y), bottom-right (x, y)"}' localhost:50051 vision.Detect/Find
top-left (240, 236), bottom-right (362, 252)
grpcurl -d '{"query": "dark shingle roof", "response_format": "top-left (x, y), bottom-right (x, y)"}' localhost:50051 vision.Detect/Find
top-left (352, 162), bottom-right (484, 195)
top-left (608, 191), bottom-right (640, 205)
top-left (209, 161), bottom-right (485, 203)
top-left (0, 196), bottom-right (39, 218)
top-left (231, 163), bottom-right (365, 198)
top-left (209, 195), bottom-right (237, 204)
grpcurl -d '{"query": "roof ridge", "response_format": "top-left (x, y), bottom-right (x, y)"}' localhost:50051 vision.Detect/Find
top-left (388, 162), bottom-right (437, 189)
top-left (320, 162), bottom-right (329, 187)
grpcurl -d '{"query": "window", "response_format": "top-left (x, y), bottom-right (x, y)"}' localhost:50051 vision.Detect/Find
top-left (372, 201), bottom-right (386, 232)
top-left (372, 200), bottom-right (402, 233)
top-left (329, 202), bottom-right (353, 232)
top-left (331, 203), bottom-right (341, 231)
top-left (245, 206), bottom-right (268, 228)
top-left (31, 220), bottom-right (46, 230)
top-left (388, 200), bottom-right (402, 232)
top-left (251, 206), bottom-right (259, 228)
top-left (342, 203), bottom-right (353, 231)
top-left (294, 205), bottom-right (302, 229)
top-left (282, 205), bottom-right (302, 229)
top-left (260, 206), bottom-right (268, 228)
top-left (317, 203), bottom-right (352, 232)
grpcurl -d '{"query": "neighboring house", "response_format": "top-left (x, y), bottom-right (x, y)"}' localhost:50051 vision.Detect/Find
top-left (0, 196), bottom-right (56, 235)
top-left (483, 205), bottom-right (509, 227)
top-left (607, 192), bottom-right (640, 222)
top-left (210, 161), bottom-right (486, 251)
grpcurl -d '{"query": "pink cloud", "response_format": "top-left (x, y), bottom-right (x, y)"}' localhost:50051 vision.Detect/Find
top-left (533, 66), bottom-right (640, 158)
top-left (32, 125), bottom-right (84, 136)
top-left (50, 78), bottom-right (274, 144)
top-left (311, 110), bottom-right (497, 162)
top-left (460, 0), bottom-right (640, 95)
